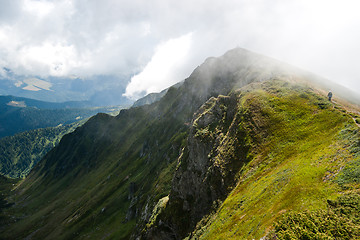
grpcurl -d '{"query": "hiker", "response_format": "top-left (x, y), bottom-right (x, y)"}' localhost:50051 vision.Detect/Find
top-left (328, 91), bottom-right (333, 101)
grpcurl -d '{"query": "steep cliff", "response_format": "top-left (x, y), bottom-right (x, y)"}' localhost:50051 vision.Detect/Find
top-left (143, 80), bottom-right (360, 239)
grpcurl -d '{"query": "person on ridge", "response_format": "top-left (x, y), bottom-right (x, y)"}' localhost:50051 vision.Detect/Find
top-left (328, 91), bottom-right (333, 101)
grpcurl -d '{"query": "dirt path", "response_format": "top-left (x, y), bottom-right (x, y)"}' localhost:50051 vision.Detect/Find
top-left (332, 100), bottom-right (360, 127)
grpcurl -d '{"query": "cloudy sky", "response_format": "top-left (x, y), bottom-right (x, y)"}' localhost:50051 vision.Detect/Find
top-left (0, 0), bottom-right (360, 99)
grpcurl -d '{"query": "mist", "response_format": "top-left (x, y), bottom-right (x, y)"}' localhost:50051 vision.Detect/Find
top-left (0, 0), bottom-right (359, 100)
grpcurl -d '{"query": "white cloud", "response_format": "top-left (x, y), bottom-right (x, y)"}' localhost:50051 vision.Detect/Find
top-left (23, 0), bottom-right (54, 18)
top-left (18, 42), bottom-right (78, 76)
top-left (124, 33), bottom-right (192, 99)
top-left (0, 0), bottom-right (360, 98)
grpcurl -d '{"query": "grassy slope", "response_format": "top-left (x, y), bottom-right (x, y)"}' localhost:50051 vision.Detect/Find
top-left (1, 88), bottom-right (192, 240)
top-left (188, 80), bottom-right (359, 239)
top-left (0, 176), bottom-right (19, 227)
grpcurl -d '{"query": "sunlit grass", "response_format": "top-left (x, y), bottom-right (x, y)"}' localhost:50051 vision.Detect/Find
top-left (191, 80), bottom-right (355, 239)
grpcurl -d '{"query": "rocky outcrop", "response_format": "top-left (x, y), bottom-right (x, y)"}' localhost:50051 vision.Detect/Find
top-left (142, 91), bottom-right (260, 239)
top-left (138, 49), bottom-right (302, 240)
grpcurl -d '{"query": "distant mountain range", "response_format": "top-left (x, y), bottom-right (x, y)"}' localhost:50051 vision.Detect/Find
top-left (0, 95), bottom-right (127, 138)
top-left (0, 70), bottom-right (133, 106)
top-left (0, 95), bottom-right (92, 109)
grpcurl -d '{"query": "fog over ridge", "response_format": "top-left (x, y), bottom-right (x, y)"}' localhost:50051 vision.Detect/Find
top-left (0, 0), bottom-right (359, 99)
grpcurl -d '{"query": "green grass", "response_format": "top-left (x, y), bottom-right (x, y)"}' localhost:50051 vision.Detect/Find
top-left (188, 80), bottom-right (356, 239)
top-left (335, 125), bottom-right (360, 188)
top-left (272, 193), bottom-right (360, 239)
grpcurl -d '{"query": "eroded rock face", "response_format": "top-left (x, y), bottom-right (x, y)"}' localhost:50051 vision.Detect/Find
top-left (172, 96), bottom-right (234, 212)
top-left (142, 93), bottom-right (255, 239)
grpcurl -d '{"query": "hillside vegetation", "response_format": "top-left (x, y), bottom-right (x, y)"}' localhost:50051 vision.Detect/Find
top-left (0, 121), bottom-right (84, 178)
top-left (0, 48), bottom-right (359, 239)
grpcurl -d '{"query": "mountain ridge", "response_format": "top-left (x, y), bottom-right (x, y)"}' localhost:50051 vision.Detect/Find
top-left (0, 95), bottom-right (93, 109)
top-left (142, 79), bottom-right (360, 239)
top-left (1, 48), bottom-right (359, 239)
